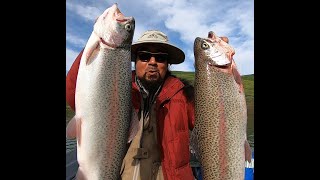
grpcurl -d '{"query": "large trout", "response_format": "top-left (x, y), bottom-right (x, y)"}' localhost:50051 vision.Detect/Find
top-left (191, 31), bottom-right (252, 180)
top-left (66, 4), bottom-right (135, 180)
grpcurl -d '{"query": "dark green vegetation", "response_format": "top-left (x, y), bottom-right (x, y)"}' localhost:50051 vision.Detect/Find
top-left (241, 74), bottom-right (254, 147)
top-left (171, 71), bottom-right (196, 85)
top-left (66, 72), bottom-right (254, 147)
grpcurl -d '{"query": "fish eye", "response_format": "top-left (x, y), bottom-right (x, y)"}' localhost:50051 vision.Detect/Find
top-left (125, 24), bottom-right (132, 31)
top-left (201, 42), bottom-right (209, 49)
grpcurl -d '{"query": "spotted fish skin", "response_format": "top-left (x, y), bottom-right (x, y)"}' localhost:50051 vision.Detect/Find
top-left (191, 31), bottom-right (251, 180)
top-left (66, 4), bottom-right (135, 180)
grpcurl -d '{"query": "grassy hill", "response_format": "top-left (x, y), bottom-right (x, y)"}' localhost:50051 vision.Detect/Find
top-left (66, 71), bottom-right (254, 146)
top-left (171, 71), bottom-right (254, 96)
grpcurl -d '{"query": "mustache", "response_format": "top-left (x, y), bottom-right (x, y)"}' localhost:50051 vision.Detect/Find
top-left (146, 67), bottom-right (159, 72)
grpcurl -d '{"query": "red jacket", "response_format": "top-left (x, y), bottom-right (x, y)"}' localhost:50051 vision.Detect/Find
top-left (66, 50), bottom-right (195, 180)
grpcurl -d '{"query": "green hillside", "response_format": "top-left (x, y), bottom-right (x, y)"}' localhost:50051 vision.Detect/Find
top-left (171, 71), bottom-right (196, 85)
top-left (171, 71), bottom-right (254, 97)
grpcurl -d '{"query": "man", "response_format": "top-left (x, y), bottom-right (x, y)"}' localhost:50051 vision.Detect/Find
top-left (119, 30), bottom-right (195, 180)
top-left (66, 30), bottom-right (228, 180)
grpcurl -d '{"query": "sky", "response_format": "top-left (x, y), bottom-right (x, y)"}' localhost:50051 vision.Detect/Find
top-left (66, 0), bottom-right (254, 75)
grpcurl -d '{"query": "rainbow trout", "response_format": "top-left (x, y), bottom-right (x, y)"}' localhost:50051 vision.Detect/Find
top-left (191, 31), bottom-right (252, 180)
top-left (66, 3), bottom-right (135, 180)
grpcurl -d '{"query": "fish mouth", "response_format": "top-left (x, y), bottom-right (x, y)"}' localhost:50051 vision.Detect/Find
top-left (209, 62), bottom-right (231, 70)
top-left (115, 12), bottom-right (129, 23)
top-left (115, 8), bottom-right (133, 23)
top-left (207, 54), bottom-right (231, 70)
top-left (116, 18), bottom-right (127, 22)
top-left (212, 53), bottom-right (223, 58)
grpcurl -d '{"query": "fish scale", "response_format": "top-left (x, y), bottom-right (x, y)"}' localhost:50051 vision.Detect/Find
top-left (66, 4), bottom-right (135, 180)
top-left (191, 31), bottom-right (251, 180)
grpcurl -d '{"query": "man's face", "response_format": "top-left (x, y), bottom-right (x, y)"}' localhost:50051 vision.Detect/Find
top-left (135, 45), bottom-right (168, 88)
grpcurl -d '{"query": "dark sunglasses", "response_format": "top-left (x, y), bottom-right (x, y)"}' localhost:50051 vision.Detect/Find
top-left (137, 51), bottom-right (168, 63)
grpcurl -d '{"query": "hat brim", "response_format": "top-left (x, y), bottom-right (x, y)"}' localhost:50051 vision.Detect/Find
top-left (131, 42), bottom-right (185, 64)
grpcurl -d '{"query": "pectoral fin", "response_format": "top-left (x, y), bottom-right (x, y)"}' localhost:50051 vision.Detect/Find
top-left (244, 139), bottom-right (252, 163)
top-left (66, 116), bottom-right (77, 139)
top-left (66, 116), bottom-right (82, 147)
top-left (83, 32), bottom-right (100, 65)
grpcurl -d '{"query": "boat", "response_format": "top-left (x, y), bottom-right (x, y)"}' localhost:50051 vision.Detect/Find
top-left (66, 139), bottom-right (254, 180)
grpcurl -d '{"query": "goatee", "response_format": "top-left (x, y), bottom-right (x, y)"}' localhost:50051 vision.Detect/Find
top-left (139, 74), bottom-right (164, 93)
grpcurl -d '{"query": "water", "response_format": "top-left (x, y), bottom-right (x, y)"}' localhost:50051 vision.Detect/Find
top-left (66, 138), bottom-right (77, 153)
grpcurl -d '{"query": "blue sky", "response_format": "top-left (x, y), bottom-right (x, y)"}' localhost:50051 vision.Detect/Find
top-left (66, 0), bottom-right (254, 75)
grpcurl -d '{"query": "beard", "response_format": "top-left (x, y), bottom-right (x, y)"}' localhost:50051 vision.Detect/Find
top-left (139, 73), bottom-right (164, 93)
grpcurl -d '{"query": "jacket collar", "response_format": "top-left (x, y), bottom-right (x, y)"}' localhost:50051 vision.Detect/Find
top-left (131, 71), bottom-right (185, 104)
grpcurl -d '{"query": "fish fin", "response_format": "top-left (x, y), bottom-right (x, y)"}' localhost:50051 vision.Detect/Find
top-left (127, 108), bottom-right (140, 143)
top-left (244, 139), bottom-right (252, 163)
top-left (75, 167), bottom-right (86, 180)
top-left (231, 59), bottom-right (244, 93)
top-left (82, 32), bottom-right (100, 65)
top-left (76, 117), bottom-right (82, 147)
top-left (66, 116), bottom-right (77, 139)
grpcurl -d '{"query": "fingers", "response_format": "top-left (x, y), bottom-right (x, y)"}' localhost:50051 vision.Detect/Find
top-left (220, 37), bottom-right (229, 44)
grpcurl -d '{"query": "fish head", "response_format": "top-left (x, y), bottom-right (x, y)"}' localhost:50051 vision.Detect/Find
top-left (93, 3), bottom-right (135, 48)
top-left (194, 31), bottom-right (235, 73)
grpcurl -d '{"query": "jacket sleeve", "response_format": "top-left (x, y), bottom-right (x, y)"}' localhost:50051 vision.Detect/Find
top-left (66, 49), bottom-right (84, 111)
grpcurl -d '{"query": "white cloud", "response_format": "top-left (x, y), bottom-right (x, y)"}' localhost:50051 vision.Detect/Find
top-left (171, 48), bottom-right (196, 72)
top-left (233, 41), bottom-right (254, 75)
top-left (66, 0), bottom-right (254, 75)
top-left (170, 62), bottom-right (194, 72)
top-left (66, 33), bottom-right (87, 48)
top-left (66, 1), bottom-right (102, 21)
top-left (132, 26), bottom-right (148, 43)
top-left (66, 48), bottom-right (80, 72)
top-left (140, 0), bottom-right (254, 74)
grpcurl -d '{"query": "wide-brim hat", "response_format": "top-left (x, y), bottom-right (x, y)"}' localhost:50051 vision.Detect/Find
top-left (131, 30), bottom-right (185, 64)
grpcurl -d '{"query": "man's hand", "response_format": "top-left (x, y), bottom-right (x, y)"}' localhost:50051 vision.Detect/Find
top-left (220, 37), bottom-right (229, 43)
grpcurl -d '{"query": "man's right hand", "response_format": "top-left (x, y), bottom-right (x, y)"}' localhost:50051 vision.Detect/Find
top-left (220, 37), bottom-right (229, 43)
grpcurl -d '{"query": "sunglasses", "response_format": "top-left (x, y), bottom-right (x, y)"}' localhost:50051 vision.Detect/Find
top-left (137, 51), bottom-right (168, 63)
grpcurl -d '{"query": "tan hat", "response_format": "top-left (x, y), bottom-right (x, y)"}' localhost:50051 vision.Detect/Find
top-left (131, 30), bottom-right (185, 64)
